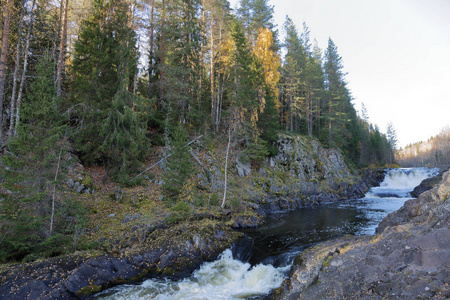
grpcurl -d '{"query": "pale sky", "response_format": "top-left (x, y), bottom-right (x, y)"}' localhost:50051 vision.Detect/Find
top-left (229, 0), bottom-right (450, 148)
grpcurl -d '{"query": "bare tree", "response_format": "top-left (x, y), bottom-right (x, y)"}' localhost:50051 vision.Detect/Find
top-left (221, 126), bottom-right (231, 209)
top-left (12, 0), bottom-right (37, 137)
top-left (56, 0), bottom-right (69, 97)
top-left (0, 0), bottom-right (14, 142)
top-left (7, 0), bottom-right (26, 140)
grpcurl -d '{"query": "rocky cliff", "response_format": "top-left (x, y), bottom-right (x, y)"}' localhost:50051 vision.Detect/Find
top-left (273, 170), bottom-right (450, 299)
top-left (233, 134), bottom-right (380, 215)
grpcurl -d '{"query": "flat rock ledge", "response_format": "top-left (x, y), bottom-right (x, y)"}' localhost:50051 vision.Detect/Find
top-left (271, 170), bottom-right (450, 300)
top-left (0, 223), bottom-right (241, 300)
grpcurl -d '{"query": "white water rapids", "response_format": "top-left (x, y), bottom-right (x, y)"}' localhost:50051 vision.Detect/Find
top-left (93, 168), bottom-right (439, 300)
top-left (367, 167), bottom-right (439, 198)
top-left (93, 249), bottom-right (288, 299)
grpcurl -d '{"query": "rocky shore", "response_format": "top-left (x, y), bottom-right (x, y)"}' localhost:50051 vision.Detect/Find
top-left (0, 219), bottom-right (240, 299)
top-left (0, 135), bottom-right (384, 299)
top-left (272, 170), bottom-right (450, 299)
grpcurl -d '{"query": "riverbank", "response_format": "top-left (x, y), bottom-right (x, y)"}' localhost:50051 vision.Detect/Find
top-left (0, 218), bottom-right (241, 299)
top-left (272, 170), bottom-right (450, 299)
top-left (0, 134), bottom-right (384, 299)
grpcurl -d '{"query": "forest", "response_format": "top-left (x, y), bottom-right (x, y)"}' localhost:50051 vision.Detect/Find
top-left (397, 127), bottom-right (450, 168)
top-left (0, 0), bottom-right (395, 262)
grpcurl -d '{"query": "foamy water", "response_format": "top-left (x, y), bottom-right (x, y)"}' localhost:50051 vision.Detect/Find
top-left (367, 168), bottom-right (439, 198)
top-left (93, 249), bottom-right (288, 300)
top-left (93, 168), bottom-right (439, 299)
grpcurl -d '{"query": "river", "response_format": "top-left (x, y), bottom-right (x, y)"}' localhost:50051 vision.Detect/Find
top-left (92, 167), bottom-right (438, 300)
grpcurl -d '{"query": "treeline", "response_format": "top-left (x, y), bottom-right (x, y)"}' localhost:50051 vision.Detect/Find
top-left (397, 127), bottom-right (450, 167)
top-left (0, 0), bottom-right (395, 170)
top-left (0, 0), bottom-right (395, 261)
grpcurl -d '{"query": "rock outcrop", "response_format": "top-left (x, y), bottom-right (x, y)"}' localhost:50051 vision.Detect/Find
top-left (0, 221), bottom-right (240, 299)
top-left (273, 170), bottom-right (450, 299)
top-left (410, 167), bottom-right (448, 198)
top-left (245, 135), bottom-right (381, 213)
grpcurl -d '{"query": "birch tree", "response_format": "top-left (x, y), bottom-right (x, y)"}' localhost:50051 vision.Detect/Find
top-left (0, 0), bottom-right (14, 142)
top-left (10, 0), bottom-right (37, 138)
top-left (56, 0), bottom-right (69, 97)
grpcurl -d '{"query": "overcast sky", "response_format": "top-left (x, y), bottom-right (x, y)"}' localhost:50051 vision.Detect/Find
top-left (229, 0), bottom-right (450, 148)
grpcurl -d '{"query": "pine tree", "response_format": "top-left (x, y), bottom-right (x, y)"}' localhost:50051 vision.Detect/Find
top-left (386, 122), bottom-right (398, 164)
top-left (323, 38), bottom-right (349, 147)
top-left (237, 0), bottom-right (275, 44)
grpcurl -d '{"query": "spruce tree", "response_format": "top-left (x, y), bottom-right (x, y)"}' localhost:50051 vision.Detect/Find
top-left (162, 123), bottom-right (197, 203)
top-left (70, 0), bottom-right (149, 182)
top-left (0, 56), bottom-right (74, 262)
top-left (162, 0), bottom-right (203, 124)
top-left (281, 16), bottom-right (305, 132)
top-left (70, 0), bottom-right (137, 164)
top-left (101, 90), bottom-right (150, 183)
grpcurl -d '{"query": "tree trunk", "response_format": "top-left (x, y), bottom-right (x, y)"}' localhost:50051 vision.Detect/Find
top-left (221, 126), bottom-right (231, 209)
top-left (148, 0), bottom-right (154, 100)
top-left (56, 0), bottom-right (69, 97)
top-left (7, 0), bottom-right (25, 140)
top-left (49, 146), bottom-right (63, 236)
top-left (215, 25), bottom-right (222, 132)
top-left (328, 97), bottom-right (332, 144)
top-left (0, 0), bottom-right (13, 142)
top-left (199, 5), bottom-right (204, 113)
top-left (210, 3), bottom-right (215, 131)
top-left (159, 0), bottom-right (165, 104)
top-left (13, 0), bottom-right (37, 136)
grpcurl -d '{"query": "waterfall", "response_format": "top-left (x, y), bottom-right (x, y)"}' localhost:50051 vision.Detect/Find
top-left (367, 168), bottom-right (439, 198)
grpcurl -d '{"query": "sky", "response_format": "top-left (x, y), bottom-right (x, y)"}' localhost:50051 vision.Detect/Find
top-left (229, 0), bottom-right (450, 148)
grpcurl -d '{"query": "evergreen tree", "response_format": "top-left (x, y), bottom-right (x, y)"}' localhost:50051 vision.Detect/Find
top-left (386, 122), bottom-right (398, 164)
top-left (101, 90), bottom-right (150, 183)
top-left (280, 16), bottom-right (305, 132)
top-left (162, 0), bottom-right (203, 124)
top-left (228, 19), bottom-right (268, 161)
top-left (70, 0), bottom-right (145, 179)
top-left (237, 0), bottom-right (275, 44)
top-left (162, 123), bottom-right (197, 203)
top-left (323, 38), bottom-right (349, 147)
top-left (0, 56), bottom-right (82, 262)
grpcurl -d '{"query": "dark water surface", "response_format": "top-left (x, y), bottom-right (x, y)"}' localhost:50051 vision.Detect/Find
top-left (234, 196), bottom-right (405, 267)
top-left (93, 168), bottom-right (438, 300)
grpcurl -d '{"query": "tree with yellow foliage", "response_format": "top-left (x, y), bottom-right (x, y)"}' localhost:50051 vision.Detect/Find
top-left (253, 27), bottom-right (281, 109)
